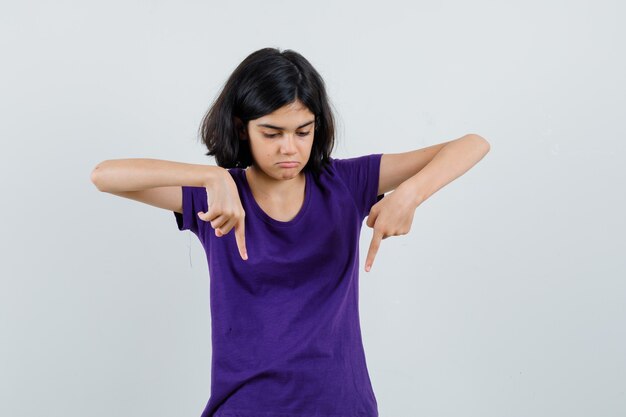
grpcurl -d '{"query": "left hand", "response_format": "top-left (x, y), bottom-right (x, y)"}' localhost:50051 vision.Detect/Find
top-left (364, 186), bottom-right (418, 272)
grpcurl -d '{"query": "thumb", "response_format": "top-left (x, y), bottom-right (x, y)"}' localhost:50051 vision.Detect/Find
top-left (366, 210), bottom-right (378, 229)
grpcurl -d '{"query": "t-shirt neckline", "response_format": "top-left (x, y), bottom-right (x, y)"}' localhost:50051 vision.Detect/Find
top-left (240, 168), bottom-right (312, 227)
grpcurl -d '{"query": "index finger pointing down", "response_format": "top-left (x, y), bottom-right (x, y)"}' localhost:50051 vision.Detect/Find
top-left (234, 220), bottom-right (248, 260)
top-left (365, 228), bottom-right (384, 272)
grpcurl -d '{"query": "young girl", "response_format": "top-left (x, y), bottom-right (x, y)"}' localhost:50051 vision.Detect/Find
top-left (91, 47), bottom-right (490, 417)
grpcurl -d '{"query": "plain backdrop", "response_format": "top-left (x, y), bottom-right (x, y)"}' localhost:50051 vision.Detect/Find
top-left (1, 1), bottom-right (624, 416)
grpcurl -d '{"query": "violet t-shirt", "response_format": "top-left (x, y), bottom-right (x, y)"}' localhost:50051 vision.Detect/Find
top-left (173, 153), bottom-right (384, 417)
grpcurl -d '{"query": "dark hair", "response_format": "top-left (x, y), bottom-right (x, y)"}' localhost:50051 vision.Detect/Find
top-left (198, 47), bottom-right (336, 177)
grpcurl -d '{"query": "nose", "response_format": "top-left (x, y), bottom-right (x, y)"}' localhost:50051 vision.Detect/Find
top-left (280, 133), bottom-right (297, 155)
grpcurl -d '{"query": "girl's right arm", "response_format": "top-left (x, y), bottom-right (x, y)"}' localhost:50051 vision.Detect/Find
top-left (90, 158), bottom-right (225, 213)
top-left (90, 158), bottom-right (248, 260)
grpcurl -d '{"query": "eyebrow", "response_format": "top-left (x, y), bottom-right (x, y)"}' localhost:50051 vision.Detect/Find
top-left (256, 119), bottom-right (315, 130)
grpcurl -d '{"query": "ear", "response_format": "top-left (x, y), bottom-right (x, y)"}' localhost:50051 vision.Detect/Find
top-left (233, 117), bottom-right (248, 140)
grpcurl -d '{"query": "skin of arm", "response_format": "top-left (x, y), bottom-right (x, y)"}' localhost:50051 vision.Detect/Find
top-left (90, 158), bottom-right (226, 192)
top-left (399, 134), bottom-right (491, 207)
top-left (91, 158), bottom-right (249, 259)
top-left (364, 134), bottom-right (491, 271)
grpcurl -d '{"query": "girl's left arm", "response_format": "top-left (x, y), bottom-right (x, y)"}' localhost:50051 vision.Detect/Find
top-left (364, 134), bottom-right (490, 272)
top-left (394, 133), bottom-right (491, 207)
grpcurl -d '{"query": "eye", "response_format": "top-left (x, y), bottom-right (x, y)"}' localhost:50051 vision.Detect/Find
top-left (262, 131), bottom-right (311, 138)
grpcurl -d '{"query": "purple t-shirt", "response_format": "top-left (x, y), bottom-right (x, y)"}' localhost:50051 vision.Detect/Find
top-left (173, 153), bottom-right (384, 417)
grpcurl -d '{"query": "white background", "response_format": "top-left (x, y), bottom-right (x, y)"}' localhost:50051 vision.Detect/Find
top-left (1, 1), bottom-right (624, 416)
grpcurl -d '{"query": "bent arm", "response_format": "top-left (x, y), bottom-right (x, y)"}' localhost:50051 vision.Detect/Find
top-left (90, 158), bottom-right (225, 193)
top-left (398, 134), bottom-right (490, 207)
top-left (90, 158), bottom-right (228, 213)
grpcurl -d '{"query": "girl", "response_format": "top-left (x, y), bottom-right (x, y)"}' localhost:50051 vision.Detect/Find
top-left (91, 47), bottom-right (490, 417)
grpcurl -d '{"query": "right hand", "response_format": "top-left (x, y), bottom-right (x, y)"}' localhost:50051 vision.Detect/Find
top-left (197, 168), bottom-right (248, 261)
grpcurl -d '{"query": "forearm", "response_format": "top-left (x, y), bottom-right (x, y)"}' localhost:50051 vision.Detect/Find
top-left (90, 158), bottom-right (225, 192)
top-left (399, 134), bottom-right (490, 207)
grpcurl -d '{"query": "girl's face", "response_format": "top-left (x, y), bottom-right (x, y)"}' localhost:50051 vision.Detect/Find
top-left (242, 100), bottom-right (315, 181)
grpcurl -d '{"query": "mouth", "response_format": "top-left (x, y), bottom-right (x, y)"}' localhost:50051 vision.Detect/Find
top-left (277, 161), bottom-right (299, 168)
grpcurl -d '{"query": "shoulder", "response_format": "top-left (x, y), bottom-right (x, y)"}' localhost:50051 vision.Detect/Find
top-left (226, 167), bottom-right (245, 182)
top-left (312, 154), bottom-right (382, 191)
top-left (328, 154), bottom-right (383, 177)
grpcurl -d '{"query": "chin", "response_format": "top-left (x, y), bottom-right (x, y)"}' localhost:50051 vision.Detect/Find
top-left (275, 168), bottom-right (301, 179)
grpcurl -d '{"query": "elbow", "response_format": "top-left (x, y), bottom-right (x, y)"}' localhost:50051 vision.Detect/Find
top-left (466, 133), bottom-right (491, 153)
top-left (90, 161), bottom-right (108, 192)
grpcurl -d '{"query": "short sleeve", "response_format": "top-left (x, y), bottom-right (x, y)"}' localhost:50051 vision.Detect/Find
top-left (173, 185), bottom-right (208, 238)
top-left (332, 153), bottom-right (385, 219)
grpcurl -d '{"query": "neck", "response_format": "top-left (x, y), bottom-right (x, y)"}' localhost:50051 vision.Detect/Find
top-left (246, 165), bottom-right (305, 200)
